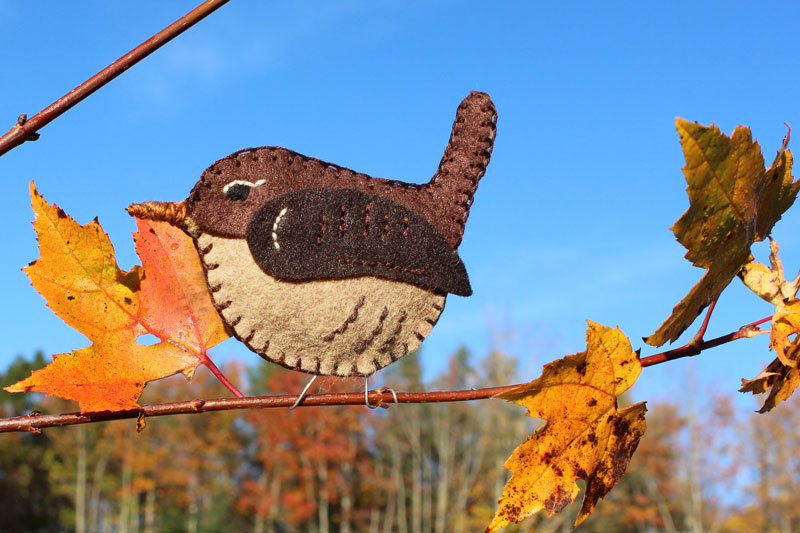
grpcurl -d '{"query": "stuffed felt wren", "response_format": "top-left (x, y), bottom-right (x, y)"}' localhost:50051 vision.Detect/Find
top-left (129, 91), bottom-right (496, 378)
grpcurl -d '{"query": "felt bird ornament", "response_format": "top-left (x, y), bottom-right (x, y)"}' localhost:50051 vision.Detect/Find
top-left (129, 91), bottom-right (496, 384)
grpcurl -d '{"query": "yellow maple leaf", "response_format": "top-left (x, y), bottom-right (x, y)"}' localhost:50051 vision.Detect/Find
top-left (646, 120), bottom-right (797, 346)
top-left (5, 183), bottom-right (229, 412)
top-left (487, 322), bottom-right (646, 531)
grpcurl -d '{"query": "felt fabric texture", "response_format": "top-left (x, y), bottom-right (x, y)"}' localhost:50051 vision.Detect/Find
top-left (196, 233), bottom-right (446, 377)
top-left (185, 91), bottom-right (497, 250)
top-left (246, 188), bottom-right (471, 296)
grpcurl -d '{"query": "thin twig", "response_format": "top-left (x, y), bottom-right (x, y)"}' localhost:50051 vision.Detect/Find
top-left (0, 0), bottom-right (230, 157)
top-left (689, 297), bottom-right (718, 346)
top-left (640, 315), bottom-right (771, 368)
top-left (199, 353), bottom-right (244, 398)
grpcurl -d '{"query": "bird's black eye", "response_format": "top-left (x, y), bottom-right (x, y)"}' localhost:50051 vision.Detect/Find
top-left (225, 183), bottom-right (251, 201)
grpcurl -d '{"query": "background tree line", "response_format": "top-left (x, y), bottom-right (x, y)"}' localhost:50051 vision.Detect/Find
top-left (2, 348), bottom-right (799, 533)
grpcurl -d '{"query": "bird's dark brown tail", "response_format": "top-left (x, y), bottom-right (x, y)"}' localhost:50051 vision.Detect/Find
top-left (428, 91), bottom-right (497, 249)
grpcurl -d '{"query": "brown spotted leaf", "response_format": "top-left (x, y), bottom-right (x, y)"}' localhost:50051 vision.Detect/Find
top-left (646, 120), bottom-right (797, 346)
top-left (739, 239), bottom-right (800, 412)
top-left (487, 322), bottom-right (646, 531)
top-left (741, 336), bottom-right (800, 413)
top-left (4, 184), bottom-right (229, 412)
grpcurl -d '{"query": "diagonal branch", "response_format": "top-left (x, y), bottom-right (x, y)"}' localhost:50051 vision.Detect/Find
top-left (0, 0), bottom-right (230, 157)
top-left (640, 314), bottom-right (770, 367)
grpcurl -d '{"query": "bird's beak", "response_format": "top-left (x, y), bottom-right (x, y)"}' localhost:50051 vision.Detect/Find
top-left (126, 201), bottom-right (187, 228)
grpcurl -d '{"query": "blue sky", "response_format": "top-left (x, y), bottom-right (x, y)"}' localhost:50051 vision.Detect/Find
top-left (1, 1), bottom-right (799, 407)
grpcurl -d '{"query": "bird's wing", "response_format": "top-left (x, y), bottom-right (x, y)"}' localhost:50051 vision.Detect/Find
top-left (245, 188), bottom-right (472, 296)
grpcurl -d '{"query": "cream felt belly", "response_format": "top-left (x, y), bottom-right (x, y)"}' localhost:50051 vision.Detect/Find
top-left (197, 233), bottom-right (445, 377)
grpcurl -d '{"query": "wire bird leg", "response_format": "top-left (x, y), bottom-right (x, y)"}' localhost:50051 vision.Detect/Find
top-left (365, 378), bottom-right (380, 409)
top-left (289, 375), bottom-right (318, 409)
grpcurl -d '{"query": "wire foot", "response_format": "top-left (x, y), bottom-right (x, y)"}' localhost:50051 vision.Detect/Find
top-left (290, 375), bottom-right (318, 409)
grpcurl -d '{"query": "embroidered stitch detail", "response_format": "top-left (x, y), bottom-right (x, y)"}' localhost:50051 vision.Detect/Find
top-left (378, 311), bottom-right (407, 355)
top-left (221, 178), bottom-right (266, 195)
top-left (323, 296), bottom-right (366, 342)
top-left (381, 214), bottom-right (389, 241)
top-left (337, 258), bottom-right (429, 276)
top-left (354, 307), bottom-right (389, 354)
top-left (317, 213), bottom-right (328, 245)
top-left (272, 207), bottom-right (288, 250)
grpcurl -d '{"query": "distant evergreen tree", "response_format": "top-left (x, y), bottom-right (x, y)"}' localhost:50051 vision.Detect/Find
top-left (0, 351), bottom-right (69, 532)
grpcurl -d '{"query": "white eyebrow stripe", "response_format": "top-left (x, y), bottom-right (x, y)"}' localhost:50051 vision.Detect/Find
top-left (222, 179), bottom-right (266, 194)
top-left (272, 207), bottom-right (288, 250)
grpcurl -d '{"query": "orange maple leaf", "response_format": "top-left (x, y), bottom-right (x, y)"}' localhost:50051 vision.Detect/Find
top-left (4, 183), bottom-right (229, 412)
top-left (488, 322), bottom-right (646, 531)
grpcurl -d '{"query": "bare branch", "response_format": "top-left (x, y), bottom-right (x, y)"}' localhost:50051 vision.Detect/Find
top-left (0, 386), bottom-right (522, 433)
top-left (0, 314), bottom-right (775, 433)
top-left (0, 0), bottom-right (230, 157)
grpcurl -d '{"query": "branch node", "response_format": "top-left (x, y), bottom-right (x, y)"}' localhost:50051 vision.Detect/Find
top-left (685, 338), bottom-right (700, 353)
top-left (136, 410), bottom-right (147, 433)
top-left (737, 324), bottom-right (766, 339)
top-left (380, 387), bottom-right (399, 408)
